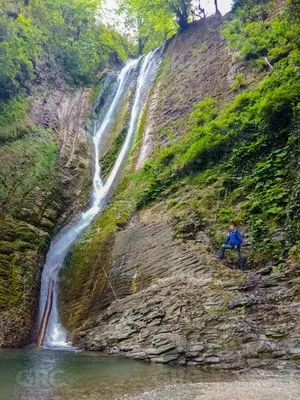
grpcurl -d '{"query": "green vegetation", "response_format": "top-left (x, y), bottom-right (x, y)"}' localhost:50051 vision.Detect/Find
top-left (231, 73), bottom-right (248, 91)
top-left (60, 103), bottom-right (152, 327)
top-left (60, 157), bottom-right (145, 327)
top-left (0, 0), bottom-right (134, 342)
top-left (0, 130), bottom-right (60, 220)
top-left (59, 0), bottom-right (300, 333)
top-left (0, 0), bottom-right (130, 143)
top-left (64, 0), bottom-right (300, 277)
top-left (223, 0), bottom-right (300, 69)
top-left (117, 0), bottom-right (221, 54)
top-left (117, 0), bottom-right (176, 55)
top-left (0, 129), bottom-right (61, 313)
top-left (0, 96), bottom-right (31, 143)
top-left (0, 0), bottom-right (128, 91)
top-left (131, 0), bottom-right (300, 264)
top-left (101, 129), bottom-right (127, 177)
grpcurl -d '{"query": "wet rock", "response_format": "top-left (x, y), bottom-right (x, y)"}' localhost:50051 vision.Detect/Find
top-left (186, 343), bottom-right (205, 357)
top-left (70, 220), bottom-right (300, 369)
top-left (113, 326), bottom-right (137, 340)
top-left (143, 16), bottom-right (239, 151)
top-left (146, 343), bottom-right (176, 355)
top-left (151, 352), bottom-right (180, 364)
top-left (228, 296), bottom-right (255, 309)
top-left (127, 351), bottom-right (148, 360)
top-left (204, 356), bottom-right (221, 363)
top-left (186, 361), bottom-right (198, 366)
top-left (39, 217), bottom-right (55, 233)
top-left (239, 275), bottom-right (265, 291)
top-left (69, 215), bottom-right (300, 370)
top-left (289, 348), bottom-right (300, 356)
top-left (183, 232), bottom-right (196, 240)
top-left (0, 57), bottom-right (93, 347)
top-left (265, 326), bottom-right (289, 338)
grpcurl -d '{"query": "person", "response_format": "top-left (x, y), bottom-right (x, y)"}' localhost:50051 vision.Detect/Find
top-left (219, 223), bottom-right (245, 270)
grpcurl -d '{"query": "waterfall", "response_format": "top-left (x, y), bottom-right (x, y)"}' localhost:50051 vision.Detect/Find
top-left (37, 48), bottom-right (164, 348)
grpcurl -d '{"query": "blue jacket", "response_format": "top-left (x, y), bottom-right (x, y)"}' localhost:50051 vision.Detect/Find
top-left (224, 230), bottom-right (243, 247)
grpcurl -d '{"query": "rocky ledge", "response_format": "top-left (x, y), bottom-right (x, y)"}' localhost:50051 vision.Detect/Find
top-left (69, 211), bottom-right (300, 370)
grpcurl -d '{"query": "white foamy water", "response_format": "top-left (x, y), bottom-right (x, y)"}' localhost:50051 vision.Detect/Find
top-left (37, 48), bottom-right (164, 347)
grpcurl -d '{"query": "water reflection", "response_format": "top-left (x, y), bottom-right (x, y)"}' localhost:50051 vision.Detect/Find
top-left (0, 348), bottom-right (229, 400)
top-left (1, 348), bottom-right (299, 400)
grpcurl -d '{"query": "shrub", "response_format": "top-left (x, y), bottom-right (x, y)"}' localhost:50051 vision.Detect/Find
top-left (231, 73), bottom-right (248, 91)
top-left (0, 96), bottom-right (30, 143)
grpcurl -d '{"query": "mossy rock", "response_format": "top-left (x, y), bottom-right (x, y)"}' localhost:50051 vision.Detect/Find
top-left (15, 224), bottom-right (40, 243)
top-left (39, 217), bottom-right (55, 233)
top-left (0, 241), bottom-right (15, 255)
top-left (0, 258), bottom-right (11, 271)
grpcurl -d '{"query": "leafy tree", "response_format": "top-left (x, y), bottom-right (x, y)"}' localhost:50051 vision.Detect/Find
top-left (0, 7), bottom-right (42, 101)
top-left (118, 0), bottom-right (222, 52)
top-left (166, 0), bottom-right (191, 30)
top-left (222, 0), bottom-right (300, 69)
top-left (165, 0), bottom-right (220, 29)
top-left (118, 0), bottom-right (176, 55)
top-left (166, 0), bottom-right (221, 27)
top-left (26, 0), bottom-right (128, 84)
top-left (0, 0), bottom-right (130, 125)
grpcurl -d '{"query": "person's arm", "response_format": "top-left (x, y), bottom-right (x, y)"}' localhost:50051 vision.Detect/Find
top-left (236, 230), bottom-right (243, 247)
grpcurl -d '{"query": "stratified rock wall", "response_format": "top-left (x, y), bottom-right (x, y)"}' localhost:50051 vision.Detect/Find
top-left (62, 14), bottom-right (300, 369)
top-left (29, 58), bottom-right (93, 226)
top-left (136, 15), bottom-right (239, 157)
top-left (62, 14), bottom-right (240, 338)
top-left (72, 210), bottom-right (300, 370)
top-left (0, 60), bottom-right (92, 347)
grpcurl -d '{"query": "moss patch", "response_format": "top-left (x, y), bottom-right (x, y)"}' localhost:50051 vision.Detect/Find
top-left (0, 128), bottom-right (62, 346)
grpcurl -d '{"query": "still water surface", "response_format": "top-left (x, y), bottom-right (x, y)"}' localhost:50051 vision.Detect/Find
top-left (0, 348), bottom-right (299, 400)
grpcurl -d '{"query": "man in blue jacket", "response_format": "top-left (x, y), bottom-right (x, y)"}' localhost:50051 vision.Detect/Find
top-left (219, 223), bottom-right (245, 270)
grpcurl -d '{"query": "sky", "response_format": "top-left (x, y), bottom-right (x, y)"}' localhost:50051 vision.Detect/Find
top-left (202, 0), bottom-right (233, 15)
top-left (101, 0), bottom-right (234, 33)
top-left (103, 0), bottom-right (233, 17)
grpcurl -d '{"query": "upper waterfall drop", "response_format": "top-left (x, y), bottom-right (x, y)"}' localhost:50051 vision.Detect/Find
top-left (91, 58), bottom-right (140, 199)
top-left (37, 47), bottom-right (164, 349)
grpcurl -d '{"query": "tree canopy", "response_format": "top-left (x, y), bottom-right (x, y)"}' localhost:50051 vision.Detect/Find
top-left (0, 0), bottom-right (129, 105)
top-left (117, 0), bottom-right (221, 55)
top-left (117, 0), bottom-right (176, 55)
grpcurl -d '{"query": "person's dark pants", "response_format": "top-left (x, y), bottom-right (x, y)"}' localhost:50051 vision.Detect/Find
top-left (219, 245), bottom-right (245, 270)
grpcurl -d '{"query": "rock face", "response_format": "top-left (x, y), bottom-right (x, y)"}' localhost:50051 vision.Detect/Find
top-left (136, 15), bottom-right (240, 158)
top-left (61, 14), bottom-right (300, 370)
top-left (71, 210), bottom-right (300, 370)
top-left (29, 58), bottom-right (93, 226)
top-left (0, 59), bottom-right (92, 347)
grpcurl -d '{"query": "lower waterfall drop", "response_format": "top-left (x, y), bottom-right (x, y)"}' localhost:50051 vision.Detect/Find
top-left (37, 48), bottom-right (164, 348)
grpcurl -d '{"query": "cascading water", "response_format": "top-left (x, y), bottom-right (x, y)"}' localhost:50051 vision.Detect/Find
top-left (37, 48), bottom-right (164, 348)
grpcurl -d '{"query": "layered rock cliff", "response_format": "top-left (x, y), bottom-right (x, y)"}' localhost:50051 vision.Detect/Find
top-left (60, 3), bottom-right (300, 370)
top-left (73, 211), bottom-right (300, 370)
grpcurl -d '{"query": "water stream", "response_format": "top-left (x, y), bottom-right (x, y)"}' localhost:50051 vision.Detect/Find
top-left (37, 48), bottom-right (164, 347)
top-left (1, 349), bottom-right (299, 400)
